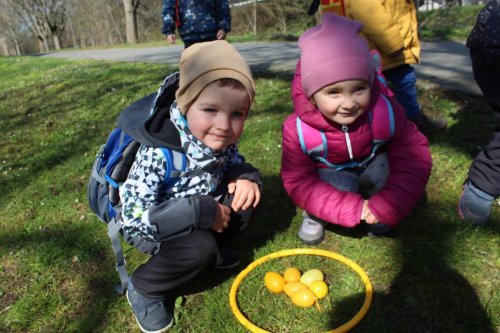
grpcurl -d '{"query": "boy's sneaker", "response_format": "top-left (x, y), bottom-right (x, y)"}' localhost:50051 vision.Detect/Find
top-left (366, 222), bottom-right (392, 237)
top-left (214, 246), bottom-right (241, 270)
top-left (411, 111), bottom-right (446, 135)
top-left (458, 181), bottom-right (494, 225)
top-left (298, 216), bottom-right (325, 245)
top-left (126, 279), bottom-right (173, 333)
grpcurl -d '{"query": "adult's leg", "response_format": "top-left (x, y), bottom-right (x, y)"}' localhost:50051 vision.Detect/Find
top-left (383, 64), bottom-right (421, 119)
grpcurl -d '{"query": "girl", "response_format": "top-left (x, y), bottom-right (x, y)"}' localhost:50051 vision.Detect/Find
top-left (281, 13), bottom-right (432, 244)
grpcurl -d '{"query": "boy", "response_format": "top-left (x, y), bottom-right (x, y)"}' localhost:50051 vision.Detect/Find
top-left (120, 40), bottom-right (261, 332)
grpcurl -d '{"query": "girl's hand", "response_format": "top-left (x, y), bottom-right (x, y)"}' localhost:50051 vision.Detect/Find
top-left (361, 200), bottom-right (379, 224)
top-left (212, 201), bottom-right (231, 233)
top-left (227, 179), bottom-right (261, 211)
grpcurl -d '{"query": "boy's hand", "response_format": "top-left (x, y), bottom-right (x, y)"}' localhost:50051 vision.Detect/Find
top-left (227, 179), bottom-right (261, 211)
top-left (216, 29), bottom-right (227, 40)
top-left (212, 201), bottom-right (231, 233)
top-left (361, 200), bottom-right (379, 224)
top-left (166, 34), bottom-right (176, 44)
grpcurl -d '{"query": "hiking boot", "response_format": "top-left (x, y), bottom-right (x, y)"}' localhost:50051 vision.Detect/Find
top-left (126, 279), bottom-right (173, 333)
top-left (458, 181), bottom-right (494, 225)
top-left (411, 111), bottom-right (446, 134)
top-left (366, 222), bottom-right (392, 237)
top-left (214, 246), bottom-right (241, 270)
top-left (298, 215), bottom-right (325, 245)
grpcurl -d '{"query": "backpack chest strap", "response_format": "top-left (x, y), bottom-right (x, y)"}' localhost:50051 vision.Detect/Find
top-left (296, 94), bottom-right (395, 170)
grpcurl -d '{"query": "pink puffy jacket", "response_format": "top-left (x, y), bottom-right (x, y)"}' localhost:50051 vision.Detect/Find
top-left (280, 62), bottom-right (432, 227)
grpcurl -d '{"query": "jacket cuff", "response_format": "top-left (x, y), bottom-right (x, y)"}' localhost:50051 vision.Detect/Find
top-left (197, 195), bottom-right (217, 230)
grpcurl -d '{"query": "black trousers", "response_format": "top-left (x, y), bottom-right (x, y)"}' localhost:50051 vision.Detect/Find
top-left (132, 192), bottom-right (252, 297)
top-left (468, 49), bottom-right (500, 197)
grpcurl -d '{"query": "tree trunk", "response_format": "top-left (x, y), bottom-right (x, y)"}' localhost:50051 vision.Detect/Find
top-left (123, 0), bottom-right (138, 44)
top-left (53, 35), bottom-right (61, 50)
top-left (253, 0), bottom-right (257, 35)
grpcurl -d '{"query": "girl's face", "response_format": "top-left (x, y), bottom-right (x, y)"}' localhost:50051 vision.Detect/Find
top-left (312, 79), bottom-right (371, 126)
top-left (185, 81), bottom-right (250, 151)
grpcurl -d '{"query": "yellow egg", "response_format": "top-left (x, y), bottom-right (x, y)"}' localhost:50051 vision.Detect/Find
top-left (283, 281), bottom-right (307, 297)
top-left (290, 288), bottom-right (316, 308)
top-left (300, 269), bottom-right (324, 287)
top-left (264, 272), bottom-right (285, 294)
top-left (309, 280), bottom-right (329, 299)
top-left (283, 267), bottom-right (301, 283)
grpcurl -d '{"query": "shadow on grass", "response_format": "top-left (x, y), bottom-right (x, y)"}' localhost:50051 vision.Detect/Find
top-left (0, 222), bottom-right (119, 332)
top-left (322, 202), bottom-right (498, 333)
top-left (421, 88), bottom-right (496, 159)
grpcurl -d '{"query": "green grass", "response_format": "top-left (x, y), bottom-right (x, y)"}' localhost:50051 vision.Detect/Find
top-left (0, 57), bottom-right (498, 333)
top-left (418, 5), bottom-right (484, 41)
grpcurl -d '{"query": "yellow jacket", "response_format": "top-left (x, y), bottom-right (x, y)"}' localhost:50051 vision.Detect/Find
top-left (321, 0), bottom-right (420, 70)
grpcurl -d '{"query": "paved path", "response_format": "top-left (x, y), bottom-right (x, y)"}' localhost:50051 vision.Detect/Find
top-left (42, 40), bottom-right (480, 95)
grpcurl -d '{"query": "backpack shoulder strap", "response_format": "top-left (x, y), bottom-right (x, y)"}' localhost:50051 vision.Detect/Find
top-left (370, 94), bottom-right (395, 145)
top-left (296, 117), bottom-right (328, 159)
top-left (107, 215), bottom-right (129, 294)
top-left (159, 147), bottom-right (187, 188)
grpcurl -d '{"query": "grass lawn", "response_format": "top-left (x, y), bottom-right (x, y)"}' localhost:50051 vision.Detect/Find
top-left (0, 56), bottom-right (498, 333)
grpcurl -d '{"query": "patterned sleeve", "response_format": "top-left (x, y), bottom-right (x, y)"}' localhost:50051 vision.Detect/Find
top-left (161, 0), bottom-right (177, 35)
top-left (215, 0), bottom-right (231, 32)
top-left (119, 145), bottom-right (167, 241)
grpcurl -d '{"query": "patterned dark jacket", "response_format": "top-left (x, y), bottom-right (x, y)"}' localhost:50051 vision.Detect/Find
top-left (467, 0), bottom-right (500, 61)
top-left (119, 73), bottom-right (260, 242)
top-left (162, 0), bottom-right (231, 43)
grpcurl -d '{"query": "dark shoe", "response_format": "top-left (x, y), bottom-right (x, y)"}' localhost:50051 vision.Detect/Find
top-left (366, 222), bottom-right (392, 237)
top-left (127, 279), bottom-right (173, 333)
top-left (411, 112), bottom-right (446, 134)
top-left (214, 246), bottom-right (241, 270)
top-left (458, 181), bottom-right (494, 225)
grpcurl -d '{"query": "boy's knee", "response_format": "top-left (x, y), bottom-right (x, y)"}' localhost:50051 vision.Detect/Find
top-left (188, 231), bottom-right (218, 266)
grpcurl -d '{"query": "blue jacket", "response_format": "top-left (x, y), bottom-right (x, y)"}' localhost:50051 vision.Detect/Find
top-left (162, 0), bottom-right (231, 43)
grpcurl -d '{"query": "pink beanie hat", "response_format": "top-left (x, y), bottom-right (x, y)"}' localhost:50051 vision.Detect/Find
top-left (299, 13), bottom-right (375, 98)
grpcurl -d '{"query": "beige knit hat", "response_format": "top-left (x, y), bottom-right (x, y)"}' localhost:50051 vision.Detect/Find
top-left (175, 40), bottom-right (256, 114)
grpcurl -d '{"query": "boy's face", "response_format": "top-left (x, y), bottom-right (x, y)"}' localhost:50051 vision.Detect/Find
top-left (185, 81), bottom-right (250, 151)
top-left (312, 79), bottom-right (371, 126)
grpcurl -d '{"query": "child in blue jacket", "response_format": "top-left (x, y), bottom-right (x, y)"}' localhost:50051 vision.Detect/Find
top-left (162, 0), bottom-right (231, 48)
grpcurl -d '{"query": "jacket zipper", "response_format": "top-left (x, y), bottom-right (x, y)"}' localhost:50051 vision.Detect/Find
top-left (342, 125), bottom-right (354, 162)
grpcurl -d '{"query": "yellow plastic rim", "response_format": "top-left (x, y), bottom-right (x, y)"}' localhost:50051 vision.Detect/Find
top-left (229, 248), bottom-right (373, 333)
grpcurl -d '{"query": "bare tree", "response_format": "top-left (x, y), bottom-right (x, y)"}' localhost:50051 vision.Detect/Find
top-left (0, 2), bottom-right (23, 55)
top-left (123, 0), bottom-right (141, 44)
top-left (5, 0), bottom-right (67, 52)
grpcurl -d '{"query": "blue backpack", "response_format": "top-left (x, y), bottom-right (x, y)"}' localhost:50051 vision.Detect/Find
top-left (87, 73), bottom-right (185, 294)
top-left (296, 51), bottom-right (396, 170)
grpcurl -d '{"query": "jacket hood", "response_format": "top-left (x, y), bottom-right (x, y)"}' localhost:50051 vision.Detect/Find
top-left (117, 72), bottom-right (182, 150)
top-left (291, 60), bottom-right (382, 131)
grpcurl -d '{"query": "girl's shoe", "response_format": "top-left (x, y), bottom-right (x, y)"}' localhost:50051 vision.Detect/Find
top-left (298, 217), bottom-right (325, 245)
top-left (127, 279), bottom-right (173, 333)
top-left (458, 181), bottom-right (494, 225)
